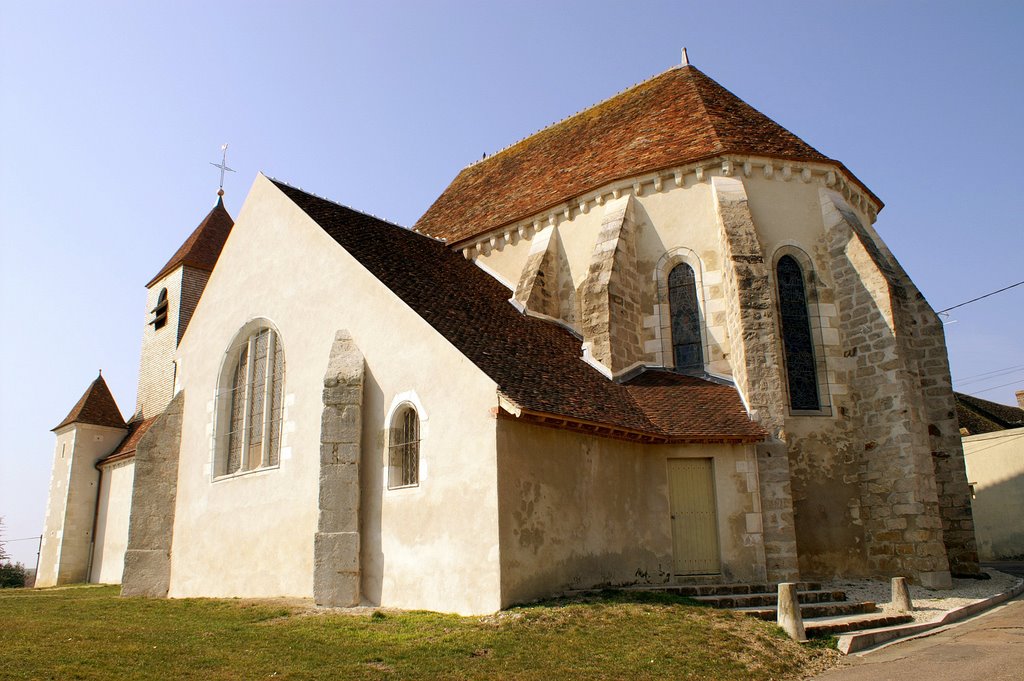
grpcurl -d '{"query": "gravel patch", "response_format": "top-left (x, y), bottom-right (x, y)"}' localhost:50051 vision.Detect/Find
top-left (822, 569), bottom-right (1022, 624)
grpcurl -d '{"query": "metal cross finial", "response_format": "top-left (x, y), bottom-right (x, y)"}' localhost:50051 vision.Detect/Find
top-left (210, 143), bottom-right (235, 196)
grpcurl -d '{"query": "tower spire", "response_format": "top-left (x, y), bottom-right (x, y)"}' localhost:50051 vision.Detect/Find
top-left (210, 143), bottom-right (235, 197)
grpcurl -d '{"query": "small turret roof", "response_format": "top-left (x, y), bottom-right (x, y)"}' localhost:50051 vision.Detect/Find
top-left (53, 373), bottom-right (127, 431)
top-left (146, 197), bottom-right (234, 288)
top-left (415, 64), bottom-right (879, 244)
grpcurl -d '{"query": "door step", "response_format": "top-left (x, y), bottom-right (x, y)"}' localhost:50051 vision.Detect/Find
top-left (736, 600), bottom-right (877, 621)
top-left (690, 589), bottom-right (847, 609)
top-left (804, 612), bottom-right (915, 637)
top-left (618, 582), bottom-right (822, 598)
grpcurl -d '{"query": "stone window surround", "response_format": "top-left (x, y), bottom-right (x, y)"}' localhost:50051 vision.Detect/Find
top-left (384, 390), bottom-right (429, 492)
top-left (210, 317), bottom-right (287, 482)
top-left (768, 244), bottom-right (833, 417)
top-left (652, 247), bottom-right (710, 373)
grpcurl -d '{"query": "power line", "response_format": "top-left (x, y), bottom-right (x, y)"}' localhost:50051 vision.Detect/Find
top-left (957, 368), bottom-right (1024, 388)
top-left (955, 363), bottom-right (1024, 382)
top-left (967, 380), bottom-right (1024, 396)
top-left (937, 280), bottom-right (1024, 314)
top-left (3, 536), bottom-right (42, 543)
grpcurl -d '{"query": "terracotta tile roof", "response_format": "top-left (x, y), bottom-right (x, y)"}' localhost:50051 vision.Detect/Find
top-left (53, 374), bottom-right (126, 431)
top-left (273, 179), bottom-right (765, 444)
top-left (623, 370), bottom-right (766, 442)
top-left (96, 417), bottom-right (157, 467)
top-left (415, 65), bottom-right (878, 245)
top-left (146, 197), bottom-right (234, 287)
top-left (955, 392), bottom-right (1024, 435)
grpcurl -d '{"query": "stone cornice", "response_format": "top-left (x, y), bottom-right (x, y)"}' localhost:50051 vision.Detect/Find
top-left (457, 155), bottom-right (880, 260)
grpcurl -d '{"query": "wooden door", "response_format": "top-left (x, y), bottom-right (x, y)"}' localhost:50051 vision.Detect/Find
top-left (668, 458), bottom-right (721, 575)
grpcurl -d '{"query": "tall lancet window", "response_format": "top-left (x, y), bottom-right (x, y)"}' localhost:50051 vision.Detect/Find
top-left (217, 322), bottom-right (285, 478)
top-left (777, 255), bottom-right (820, 411)
top-left (669, 262), bottom-right (703, 372)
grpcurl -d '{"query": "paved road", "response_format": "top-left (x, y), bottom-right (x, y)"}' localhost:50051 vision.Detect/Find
top-left (814, 593), bottom-right (1024, 681)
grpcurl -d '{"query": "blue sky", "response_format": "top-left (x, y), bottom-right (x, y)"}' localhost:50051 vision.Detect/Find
top-left (2, 1), bottom-right (1022, 565)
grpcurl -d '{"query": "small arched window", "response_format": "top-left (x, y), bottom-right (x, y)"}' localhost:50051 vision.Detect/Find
top-left (151, 289), bottom-right (168, 330)
top-left (388, 405), bottom-right (420, 489)
top-left (216, 323), bottom-right (285, 477)
top-left (776, 255), bottom-right (820, 411)
top-left (668, 263), bottom-right (703, 372)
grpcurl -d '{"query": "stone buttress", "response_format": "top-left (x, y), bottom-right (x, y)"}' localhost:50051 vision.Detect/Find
top-left (314, 330), bottom-right (364, 606)
top-left (121, 392), bottom-right (184, 596)
top-left (711, 176), bottom-right (801, 582)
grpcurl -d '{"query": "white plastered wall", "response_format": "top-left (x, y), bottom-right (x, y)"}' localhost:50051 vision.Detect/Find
top-left (91, 459), bottom-right (135, 584)
top-left (496, 419), bottom-right (765, 606)
top-left (169, 174), bottom-right (502, 614)
top-left (963, 429), bottom-right (1024, 560)
top-left (37, 423), bottom-right (125, 587)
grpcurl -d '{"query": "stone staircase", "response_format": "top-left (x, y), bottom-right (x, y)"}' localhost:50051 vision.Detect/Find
top-left (615, 582), bottom-right (913, 638)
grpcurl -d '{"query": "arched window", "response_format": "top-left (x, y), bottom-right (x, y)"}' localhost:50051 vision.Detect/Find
top-left (151, 288), bottom-right (168, 330)
top-left (216, 323), bottom-right (285, 477)
top-left (388, 405), bottom-right (420, 489)
top-left (668, 262), bottom-right (703, 372)
top-left (776, 255), bottom-right (820, 411)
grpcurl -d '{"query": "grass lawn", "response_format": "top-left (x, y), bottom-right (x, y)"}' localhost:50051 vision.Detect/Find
top-left (0, 586), bottom-right (836, 680)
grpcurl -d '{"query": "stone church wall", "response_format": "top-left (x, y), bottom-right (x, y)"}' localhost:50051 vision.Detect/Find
top-left (473, 163), bottom-right (973, 587)
top-left (167, 175), bottom-right (504, 614)
top-left (37, 423), bottom-right (125, 587)
top-left (135, 268), bottom-right (183, 420)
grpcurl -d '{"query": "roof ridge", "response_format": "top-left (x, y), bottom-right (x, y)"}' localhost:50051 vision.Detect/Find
top-left (462, 65), bottom-right (685, 171)
top-left (683, 66), bottom-right (726, 154)
top-left (264, 175), bottom-right (442, 240)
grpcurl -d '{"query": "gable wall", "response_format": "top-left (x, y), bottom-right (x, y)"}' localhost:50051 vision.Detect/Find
top-left (169, 175), bottom-right (503, 613)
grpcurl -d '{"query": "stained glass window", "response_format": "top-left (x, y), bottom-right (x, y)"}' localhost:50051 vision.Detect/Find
top-left (220, 326), bottom-right (284, 477)
top-left (777, 256), bottom-right (820, 410)
top-left (669, 263), bottom-right (703, 372)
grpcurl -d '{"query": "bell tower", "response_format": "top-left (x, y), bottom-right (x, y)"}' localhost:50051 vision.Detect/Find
top-left (134, 197), bottom-right (233, 419)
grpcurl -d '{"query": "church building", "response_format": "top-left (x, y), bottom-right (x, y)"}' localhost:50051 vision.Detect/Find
top-left (37, 60), bottom-right (979, 614)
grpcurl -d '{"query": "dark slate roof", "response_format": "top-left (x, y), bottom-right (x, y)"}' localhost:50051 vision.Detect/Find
top-left (415, 65), bottom-right (879, 244)
top-left (53, 374), bottom-right (126, 431)
top-left (272, 179), bottom-right (765, 444)
top-left (96, 417), bottom-right (157, 467)
top-left (955, 392), bottom-right (1024, 435)
top-left (146, 197), bottom-right (234, 287)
